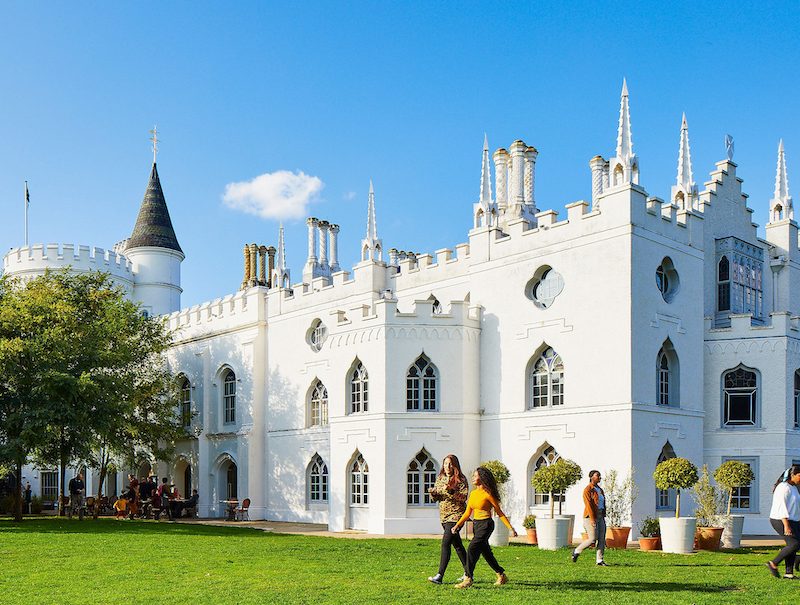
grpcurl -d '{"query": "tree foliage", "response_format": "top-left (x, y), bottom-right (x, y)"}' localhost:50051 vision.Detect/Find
top-left (0, 270), bottom-right (183, 521)
top-left (653, 457), bottom-right (698, 518)
top-left (531, 458), bottom-right (582, 518)
top-left (714, 460), bottom-right (755, 515)
top-left (603, 468), bottom-right (639, 528)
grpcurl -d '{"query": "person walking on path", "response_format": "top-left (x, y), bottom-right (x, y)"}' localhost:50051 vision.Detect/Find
top-left (451, 467), bottom-right (517, 589)
top-left (766, 465), bottom-right (800, 579)
top-left (24, 483), bottom-right (32, 514)
top-left (427, 454), bottom-right (469, 585)
top-left (67, 472), bottom-right (85, 517)
top-left (572, 470), bottom-right (608, 566)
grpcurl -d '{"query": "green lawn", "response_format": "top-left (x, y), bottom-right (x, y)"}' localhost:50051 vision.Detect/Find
top-left (0, 518), bottom-right (795, 604)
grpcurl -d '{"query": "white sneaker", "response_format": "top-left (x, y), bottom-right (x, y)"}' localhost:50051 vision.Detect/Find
top-left (427, 574), bottom-right (443, 585)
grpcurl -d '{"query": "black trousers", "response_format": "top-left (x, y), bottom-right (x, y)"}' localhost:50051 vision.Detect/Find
top-left (466, 519), bottom-right (504, 578)
top-left (770, 518), bottom-right (800, 574)
top-left (438, 522), bottom-right (468, 577)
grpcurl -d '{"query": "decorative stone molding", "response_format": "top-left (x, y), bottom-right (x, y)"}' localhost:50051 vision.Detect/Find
top-left (649, 421), bottom-right (686, 439)
top-left (396, 427), bottom-right (451, 442)
top-left (517, 423), bottom-right (575, 440)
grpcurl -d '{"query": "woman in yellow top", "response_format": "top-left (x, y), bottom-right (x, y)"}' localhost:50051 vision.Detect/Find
top-left (451, 466), bottom-right (518, 588)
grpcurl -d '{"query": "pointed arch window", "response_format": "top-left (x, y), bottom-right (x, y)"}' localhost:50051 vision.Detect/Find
top-left (407, 451), bottom-right (437, 506)
top-left (180, 378), bottom-right (192, 427)
top-left (528, 347), bottom-right (564, 409)
top-left (723, 367), bottom-right (758, 427)
top-left (309, 381), bottom-right (329, 427)
top-left (529, 446), bottom-right (563, 507)
top-left (657, 341), bottom-right (679, 406)
top-left (350, 362), bottom-right (369, 414)
top-left (656, 442), bottom-right (676, 510)
top-left (407, 356), bottom-right (438, 411)
top-left (717, 256), bottom-right (730, 312)
top-left (308, 454), bottom-right (329, 504)
top-left (350, 453), bottom-right (369, 506)
top-left (223, 370), bottom-right (236, 424)
top-left (794, 370), bottom-right (800, 429)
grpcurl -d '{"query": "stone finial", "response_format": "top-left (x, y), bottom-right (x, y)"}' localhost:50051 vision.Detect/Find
top-left (616, 78), bottom-right (633, 164)
top-left (361, 181), bottom-right (383, 262)
top-left (770, 139), bottom-right (794, 223)
top-left (480, 134), bottom-right (492, 204)
top-left (676, 113), bottom-right (694, 190)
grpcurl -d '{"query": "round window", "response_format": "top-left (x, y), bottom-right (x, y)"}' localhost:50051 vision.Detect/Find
top-left (526, 267), bottom-right (564, 309)
top-left (656, 257), bottom-right (679, 303)
top-left (307, 319), bottom-right (327, 352)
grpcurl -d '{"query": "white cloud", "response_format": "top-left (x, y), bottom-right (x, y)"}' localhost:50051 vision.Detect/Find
top-left (343, 191), bottom-right (357, 201)
top-left (222, 170), bottom-right (323, 220)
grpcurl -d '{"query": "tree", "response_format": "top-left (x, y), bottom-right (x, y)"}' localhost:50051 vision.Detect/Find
top-left (653, 457), bottom-right (698, 518)
top-left (531, 458), bottom-right (583, 518)
top-left (0, 270), bottom-right (183, 521)
top-left (714, 460), bottom-right (755, 516)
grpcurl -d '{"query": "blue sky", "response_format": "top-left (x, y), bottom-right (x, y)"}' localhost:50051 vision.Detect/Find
top-left (1, 2), bottom-right (798, 306)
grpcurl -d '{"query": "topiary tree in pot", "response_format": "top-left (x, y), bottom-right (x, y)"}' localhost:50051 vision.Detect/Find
top-left (480, 460), bottom-right (512, 546)
top-left (713, 460), bottom-right (755, 548)
top-left (653, 457), bottom-right (699, 554)
top-left (531, 458), bottom-right (582, 549)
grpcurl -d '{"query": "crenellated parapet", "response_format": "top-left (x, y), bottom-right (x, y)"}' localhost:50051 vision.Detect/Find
top-left (165, 287), bottom-right (266, 340)
top-left (3, 243), bottom-right (135, 287)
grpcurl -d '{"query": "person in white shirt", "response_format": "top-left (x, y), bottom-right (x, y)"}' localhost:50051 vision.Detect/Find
top-left (766, 465), bottom-right (800, 579)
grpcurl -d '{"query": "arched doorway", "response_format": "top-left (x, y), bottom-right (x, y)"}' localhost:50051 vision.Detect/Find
top-left (218, 458), bottom-right (238, 502)
top-left (347, 452), bottom-right (369, 530)
top-left (175, 458), bottom-right (192, 498)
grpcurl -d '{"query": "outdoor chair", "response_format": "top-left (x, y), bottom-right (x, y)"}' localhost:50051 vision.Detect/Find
top-left (235, 498), bottom-right (250, 521)
top-left (184, 505), bottom-right (198, 519)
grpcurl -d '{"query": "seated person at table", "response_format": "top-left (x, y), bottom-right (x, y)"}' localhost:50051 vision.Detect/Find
top-left (150, 491), bottom-right (163, 519)
top-left (175, 489), bottom-right (199, 519)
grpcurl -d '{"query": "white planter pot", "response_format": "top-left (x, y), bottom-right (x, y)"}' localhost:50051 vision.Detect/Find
top-left (556, 514), bottom-right (576, 544)
top-left (489, 520), bottom-right (509, 547)
top-left (720, 515), bottom-right (745, 549)
top-left (659, 517), bottom-right (696, 554)
top-left (536, 517), bottom-right (571, 550)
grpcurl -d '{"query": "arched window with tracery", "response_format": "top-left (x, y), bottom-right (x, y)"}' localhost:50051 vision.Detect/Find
top-left (350, 453), bottom-right (369, 505)
top-left (407, 451), bottom-right (437, 506)
top-left (723, 366), bottom-right (758, 426)
top-left (527, 445), bottom-right (564, 508)
top-left (350, 362), bottom-right (368, 414)
top-left (407, 355), bottom-right (438, 411)
top-left (223, 369), bottom-right (236, 424)
top-left (308, 454), bottom-right (328, 504)
top-left (794, 370), bottom-right (800, 429)
top-left (309, 380), bottom-right (329, 427)
top-left (528, 347), bottom-right (564, 409)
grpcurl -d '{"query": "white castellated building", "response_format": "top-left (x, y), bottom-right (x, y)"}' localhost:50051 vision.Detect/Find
top-left (7, 82), bottom-right (800, 537)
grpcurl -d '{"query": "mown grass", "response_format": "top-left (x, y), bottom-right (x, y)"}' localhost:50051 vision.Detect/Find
top-left (0, 518), bottom-right (795, 604)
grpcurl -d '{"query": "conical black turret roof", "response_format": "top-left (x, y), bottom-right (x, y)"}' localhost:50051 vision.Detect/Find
top-left (127, 163), bottom-right (183, 253)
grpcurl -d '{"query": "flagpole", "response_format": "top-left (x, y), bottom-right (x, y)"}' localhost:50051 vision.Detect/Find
top-left (24, 181), bottom-right (29, 247)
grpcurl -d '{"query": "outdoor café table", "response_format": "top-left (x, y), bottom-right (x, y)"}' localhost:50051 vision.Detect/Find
top-left (221, 500), bottom-right (238, 521)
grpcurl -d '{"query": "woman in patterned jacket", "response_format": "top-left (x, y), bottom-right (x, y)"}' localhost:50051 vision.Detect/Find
top-left (427, 454), bottom-right (469, 585)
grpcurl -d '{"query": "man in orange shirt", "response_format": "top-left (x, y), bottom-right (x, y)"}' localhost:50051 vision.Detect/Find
top-left (571, 470), bottom-right (608, 566)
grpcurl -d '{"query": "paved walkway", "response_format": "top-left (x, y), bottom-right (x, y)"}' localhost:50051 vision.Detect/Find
top-left (180, 518), bottom-right (785, 546)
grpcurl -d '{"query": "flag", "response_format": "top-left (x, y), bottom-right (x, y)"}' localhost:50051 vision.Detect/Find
top-left (25, 181), bottom-right (29, 207)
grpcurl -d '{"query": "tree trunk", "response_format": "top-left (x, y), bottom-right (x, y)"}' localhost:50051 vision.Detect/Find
top-left (727, 490), bottom-right (733, 516)
top-left (676, 490), bottom-right (681, 518)
top-left (58, 429), bottom-right (67, 516)
top-left (94, 449), bottom-right (109, 519)
top-left (549, 492), bottom-right (555, 519)
top-left (14, 458), bottom-right (23, 522)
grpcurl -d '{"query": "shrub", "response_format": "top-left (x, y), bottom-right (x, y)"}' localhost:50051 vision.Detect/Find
top-left (480, 460), bottom-right (510, 485)
top-left (30, 495), bottom-right (43, 515)
top-left (604, 468), bottom-right (638, 528)
top-left (0, 494), bottom-right (17, 514)
top-left (714, 460), bottom-right (755, 515)
top-left (693, 465), bottom-right (724, 527)
top-left (638, 516), bottom-right (661, 538)
top-left (523, 514), bottom-right (537, 529)
top-left (653, 457), bottom-right (698, 518)
top-left (531, 458), bottom-right (582, 518)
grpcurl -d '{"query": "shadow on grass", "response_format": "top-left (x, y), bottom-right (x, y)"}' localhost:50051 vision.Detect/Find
top-left (512, 580), bottom-right (741, 593)
top-left (0, 518), bottom-right (291, 539)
